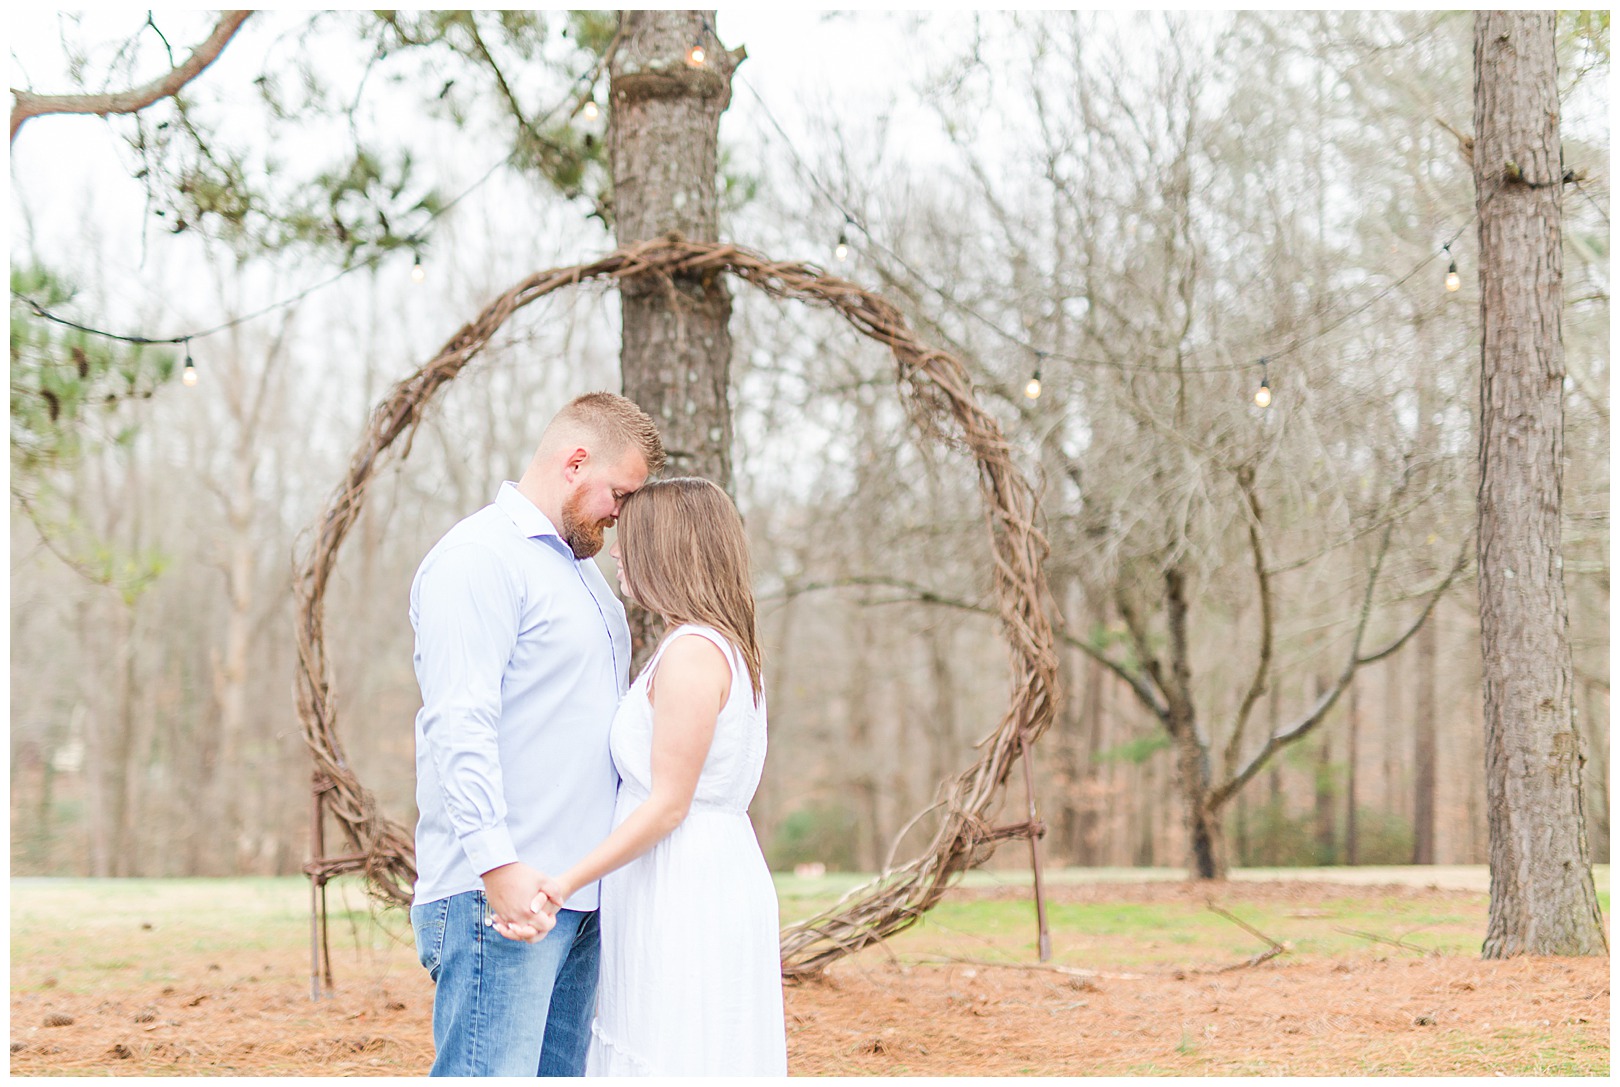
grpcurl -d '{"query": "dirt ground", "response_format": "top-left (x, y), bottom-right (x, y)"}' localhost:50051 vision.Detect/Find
top-left (9, 879), bottom-right (1609, 1076)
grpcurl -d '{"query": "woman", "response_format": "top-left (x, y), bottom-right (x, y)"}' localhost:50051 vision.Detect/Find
top-left (496, 476), bottom-right (787, 1076)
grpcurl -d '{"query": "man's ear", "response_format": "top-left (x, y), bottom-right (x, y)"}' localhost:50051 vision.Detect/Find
top-left (563, 446), bottom-right (590, 478)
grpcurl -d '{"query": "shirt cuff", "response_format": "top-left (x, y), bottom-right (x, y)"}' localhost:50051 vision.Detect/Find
top-left (459, 825), bottom-right (519, 877)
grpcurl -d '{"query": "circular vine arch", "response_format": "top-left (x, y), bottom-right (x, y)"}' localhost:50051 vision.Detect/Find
top-left (293, 235), bottom-right (1059, 978)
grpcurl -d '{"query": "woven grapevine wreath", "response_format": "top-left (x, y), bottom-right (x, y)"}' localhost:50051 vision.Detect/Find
top-left (292, 235), bottom-right (1060, 977)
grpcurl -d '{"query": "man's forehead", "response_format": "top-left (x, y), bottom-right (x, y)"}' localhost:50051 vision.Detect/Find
top-left (607, 448), bottom-right (650, 488)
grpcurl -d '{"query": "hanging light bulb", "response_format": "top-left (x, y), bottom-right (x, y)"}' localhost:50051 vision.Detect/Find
top-left (411, 250), bottom-right (426, 284)
top-left (834, 230), bottom-right (849, 263)
top-left (582, 99), bottom-right (600, 122)
top-left (1252, 357), bottom-right (1270, 408)
top-left (181, 342), bottom-right (198, 387)
top-left (1444, 245), bottom-right (1461, 293)
top-left (1024, 369), bottom-right (1043, 400)
top-left (686, 39), bottom-right (706, 67)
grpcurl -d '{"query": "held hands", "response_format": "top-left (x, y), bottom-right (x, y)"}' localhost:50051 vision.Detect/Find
top-left (487, 870), bottom-right (570, 943)
top-left (482, 862), bottom-right (559, 943)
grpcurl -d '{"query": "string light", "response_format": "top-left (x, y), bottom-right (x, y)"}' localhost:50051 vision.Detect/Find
top-left (1443, 244), bottom-right (1460, 292)
top-left (688, 14), bottom-right (720, 68)
top-left (410, 249), bottom-right (426, 284)
top-left (834, 230), bottom-right (849, 264)
top-left (1024, 368), bottom-right (1043, 400)
top-left (1253, 358), bottom-right (1271, 408)
top-left (181, 341), bottom-right (198, 387)
top-left (582, 99), bottom-right (600, 122)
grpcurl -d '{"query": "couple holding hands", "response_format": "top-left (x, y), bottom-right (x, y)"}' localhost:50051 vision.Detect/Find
top-left (408, 392), bottom-right (787, 1076)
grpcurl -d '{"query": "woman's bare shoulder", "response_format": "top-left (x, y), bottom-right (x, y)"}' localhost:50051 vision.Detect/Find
top-left (647, 631), bottom-right (731, 705)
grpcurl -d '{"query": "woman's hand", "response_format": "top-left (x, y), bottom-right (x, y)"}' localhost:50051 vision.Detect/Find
top-left (489, 874), bottom-right (567, 942)
top-left (531, 873), bottom-right (572, 915)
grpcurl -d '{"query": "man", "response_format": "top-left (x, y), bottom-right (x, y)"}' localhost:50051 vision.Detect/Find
top-left (408, 391), bottom-right (665, 1077)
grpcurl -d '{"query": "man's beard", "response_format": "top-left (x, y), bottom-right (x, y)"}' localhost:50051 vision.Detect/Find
top-left (559, 488), bottom-right (611, 559)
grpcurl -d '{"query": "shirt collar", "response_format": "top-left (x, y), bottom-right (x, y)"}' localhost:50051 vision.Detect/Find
top-left (495, 481), bottom-right (562, 542)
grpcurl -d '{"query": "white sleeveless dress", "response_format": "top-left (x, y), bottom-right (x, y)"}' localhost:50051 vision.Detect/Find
top-left (586, 624), bottom-right (788, 1076)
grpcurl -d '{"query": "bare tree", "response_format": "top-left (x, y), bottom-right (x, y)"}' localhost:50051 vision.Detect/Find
top-left (199, 292), bottom-right (299, 872)
top-left (858, 12), bottom-right (1481, 878)
top-left (1471, 10), bottom-right (1606, 958)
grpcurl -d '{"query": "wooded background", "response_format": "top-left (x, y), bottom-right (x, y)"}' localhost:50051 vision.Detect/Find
top-left (9, 11), bottom-right (1609, 883)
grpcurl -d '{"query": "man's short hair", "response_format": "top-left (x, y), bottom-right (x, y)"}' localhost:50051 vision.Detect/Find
top-left (553, 392), bottom-right (666, 475)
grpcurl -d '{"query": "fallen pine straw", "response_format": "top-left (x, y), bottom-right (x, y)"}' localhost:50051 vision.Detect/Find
top-left (906, 955), bottom-right (1144, 980)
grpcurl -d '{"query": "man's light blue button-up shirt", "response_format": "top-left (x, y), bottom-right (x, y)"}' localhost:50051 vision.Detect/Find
top-left (410, 481), bottom-right (629, 911)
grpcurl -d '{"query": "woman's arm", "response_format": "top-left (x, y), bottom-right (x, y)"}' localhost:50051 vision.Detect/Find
top-left (495, 633), bottom-right (732, 938)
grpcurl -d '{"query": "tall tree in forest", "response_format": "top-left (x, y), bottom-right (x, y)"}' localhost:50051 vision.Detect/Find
top-left (609, 9), bottom-right (738, 487)
top-left (1471, 10), bottom-right (1605, 958)
top-left (1411, 615), bottom-right (1439, 864)
top-left (608, 9), bottom-right (742, 659)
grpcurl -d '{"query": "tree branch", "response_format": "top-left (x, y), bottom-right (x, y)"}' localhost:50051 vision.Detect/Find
top-left (1222, 464), bottom-right (1274, 781)
top-left (463, 18), bottom-right (544, 148)
top-left (1354, 533), bottom-right (1471, 666)
top-left (767, 574), bottom-right (1169, 722)
top-left (1115, 588), bottom-right (1176, 727)
top-left (1208, 520), bottom-right (1396, 809)
top-left (764, 573), bottom-right (990, 616)
top-left (11, 11), bottom-right (254, 144)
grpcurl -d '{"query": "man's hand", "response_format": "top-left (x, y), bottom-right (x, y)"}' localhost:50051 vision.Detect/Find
top-left (493, 874), bottom-right (568, 942)
top-left (482, 862), bottom-right (553, 942)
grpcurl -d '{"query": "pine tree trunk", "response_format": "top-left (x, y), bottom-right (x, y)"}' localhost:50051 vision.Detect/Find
top-left (1313, 676), bottom-right (1335, 865)
top-left (609, 9), bottom-right (739, 667)
top-left (926, 624), bottom-right (958, 804)
top-left (1263, 686), bottom-right (1282, 866)
top-left (214, 456), bottom-right (255, 871)
top-left (1581, 681), bottom-right (1609, 859)
top-left (1345, 678), bottom-right (1360, 866)
top-left (1133, 752), bottom-right (1156, 867)
top-left (1381, 640), bottom-right (1400, 829)
top-left (849, 619), bottom-right (883, 871)
top-left (1410, 320), bottom-right (1441, 865)
top-left (1472, 10), bottom-right (1606, 958)
top-left (1077, 652), bottom-right (1106, 865)
top-left (1412, 610), bottom-right (1439, 864)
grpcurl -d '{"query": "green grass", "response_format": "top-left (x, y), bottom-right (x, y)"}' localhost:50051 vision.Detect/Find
top-left (9, 876), bottom-right (414, 995)
top-left (11, 866), bottom-right (1609, 992)
top-left (882, 894), bottom-right (1487, 967)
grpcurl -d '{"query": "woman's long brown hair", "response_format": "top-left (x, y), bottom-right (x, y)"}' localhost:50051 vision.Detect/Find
top-left (616, 477), bottom-right (764, 702)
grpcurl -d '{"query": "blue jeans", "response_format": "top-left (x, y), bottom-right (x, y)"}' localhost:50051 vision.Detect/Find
top-left (411, 890), bottom-right (600, 1077)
